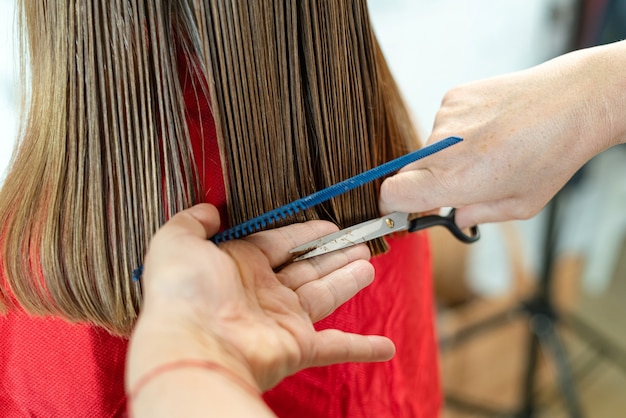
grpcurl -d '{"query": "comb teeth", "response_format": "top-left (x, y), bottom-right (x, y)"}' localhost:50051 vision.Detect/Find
top-left (132, 265), bottom-right (143, 282)
top-left (210, 136), bottom-right (462, 244)
top-left (211, 201), bottom-right (308, 244)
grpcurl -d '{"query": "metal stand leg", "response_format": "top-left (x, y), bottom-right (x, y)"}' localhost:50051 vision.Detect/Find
top-left (441, 191), bottom-right (589, 418)
top-left (539, 317), bottom-right (583, 418)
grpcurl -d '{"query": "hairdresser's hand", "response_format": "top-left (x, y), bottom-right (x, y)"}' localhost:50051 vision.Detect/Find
top-left (128, 204), bottom-right (395, 394)
top-left (380, 40), bottom-right (626, 228)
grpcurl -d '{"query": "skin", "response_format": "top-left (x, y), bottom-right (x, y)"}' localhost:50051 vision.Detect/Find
top-left (380, 40), bottom-right (626, 228)
top-left (126, 204), bottom-right (395, 417)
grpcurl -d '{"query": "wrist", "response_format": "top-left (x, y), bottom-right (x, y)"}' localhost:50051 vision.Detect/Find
top-left (126, 313), bottom-right (260, 395)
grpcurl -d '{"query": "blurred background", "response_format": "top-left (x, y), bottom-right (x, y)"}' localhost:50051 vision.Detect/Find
top-left (369, 0), bottom-right (626, 417)
top-left (1, 0), bottom-right (624, 416)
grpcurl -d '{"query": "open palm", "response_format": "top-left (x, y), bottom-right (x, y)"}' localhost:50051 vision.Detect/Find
top-left (136, 204), bottom-right (395, 390)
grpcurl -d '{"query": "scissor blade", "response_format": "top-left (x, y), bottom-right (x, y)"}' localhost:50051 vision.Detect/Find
top-left (291, 212), bottom-right (410, 261)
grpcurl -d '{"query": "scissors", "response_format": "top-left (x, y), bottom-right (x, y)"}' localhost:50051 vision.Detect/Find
top-left (290, 209), bottom-right (480, 261)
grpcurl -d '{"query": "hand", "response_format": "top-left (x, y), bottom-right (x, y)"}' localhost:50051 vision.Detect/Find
top-left (127, 204), bottom-right (395, 393)
top-left (380, 40), bottom-right (626, 228)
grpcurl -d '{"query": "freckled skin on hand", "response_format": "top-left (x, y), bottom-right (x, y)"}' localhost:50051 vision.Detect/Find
top-left (380, 40), bottom-right (626, 227)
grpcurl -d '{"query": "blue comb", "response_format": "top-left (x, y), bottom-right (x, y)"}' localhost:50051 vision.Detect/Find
top-left (211, 136), bottom-right (462, 244)
top-left (132, 136), bottom-right (461, 281)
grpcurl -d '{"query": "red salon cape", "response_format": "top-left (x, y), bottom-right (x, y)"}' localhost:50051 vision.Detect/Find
top-left (0, 76), bottom-right (441, 418)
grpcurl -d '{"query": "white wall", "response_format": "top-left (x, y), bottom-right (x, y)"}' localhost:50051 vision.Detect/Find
top-left (0, 0), bottom-right (17, 183)
top-left (368, 0), bottom-right (576, 138)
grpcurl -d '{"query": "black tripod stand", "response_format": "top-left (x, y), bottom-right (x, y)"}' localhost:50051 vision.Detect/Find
top-left (439, 184), bottom-right (626, 417)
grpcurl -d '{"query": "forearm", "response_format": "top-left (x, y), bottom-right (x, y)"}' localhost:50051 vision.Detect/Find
top-left (590, 39), bottom-right (626, 147)
top-left (556, 39), bottom-right (626, 151)
top-left (126, 315), bottom-right (275, 418)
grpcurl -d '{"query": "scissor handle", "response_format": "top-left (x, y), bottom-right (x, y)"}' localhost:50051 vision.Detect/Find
top-left (407, 208), bottom-right (480, 243)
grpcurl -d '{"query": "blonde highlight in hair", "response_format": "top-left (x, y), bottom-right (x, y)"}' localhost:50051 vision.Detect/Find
top-left (0, 0), bottom-right (420, 335)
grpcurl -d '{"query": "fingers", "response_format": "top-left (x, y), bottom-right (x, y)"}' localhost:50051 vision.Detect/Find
top-left (276, 241), bottom-right (373, 322)
top-left (454, 199), bottom-right (538, 228)
top-left (381, 171), bottom-right (537, 228)
top-left (244, 220), bottom-right (340, 268)
top-left (277, 243), bottom-right (371, 289)
top-left (307, 330), bottom-right (395, 367)
top-left (294, 259), bottom-right (375, 322)
top-left (454, 203), bottom-right (504, 229)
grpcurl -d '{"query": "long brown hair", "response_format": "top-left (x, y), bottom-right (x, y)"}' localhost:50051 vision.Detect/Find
top-left (0, 0), bottom-right (420, 335)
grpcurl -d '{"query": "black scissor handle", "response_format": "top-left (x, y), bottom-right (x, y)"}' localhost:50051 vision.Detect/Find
top-left (407, 208), bottom-right (480, 243)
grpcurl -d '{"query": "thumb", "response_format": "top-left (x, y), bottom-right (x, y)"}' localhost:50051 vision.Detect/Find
top-left (379, 170), bottom-right (445, 214)
top-left (158, 203), bottom-right (222, 242)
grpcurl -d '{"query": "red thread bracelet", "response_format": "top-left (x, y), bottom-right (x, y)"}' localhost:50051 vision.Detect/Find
top-left (128, 359), bottom-right (262, 402)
